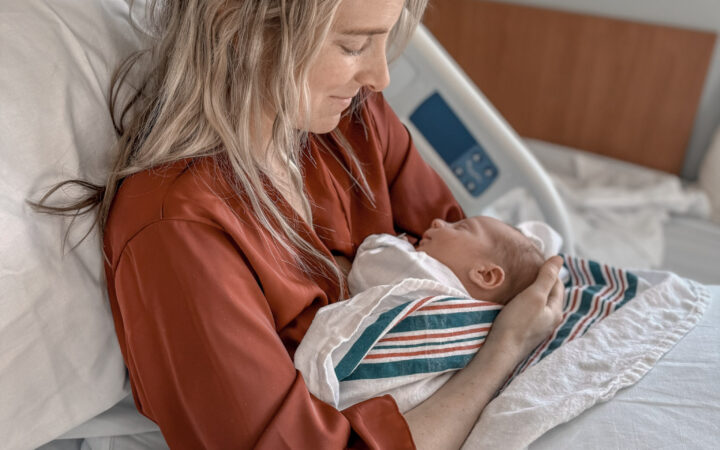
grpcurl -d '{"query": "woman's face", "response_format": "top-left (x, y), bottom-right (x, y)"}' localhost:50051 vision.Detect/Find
top-left (305, 0), bottom-right (405, 133)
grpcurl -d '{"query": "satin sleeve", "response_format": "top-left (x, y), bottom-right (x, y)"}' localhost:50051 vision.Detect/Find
top-left (366, 93), bottom-right (465, 237)
top-left (110, 219), bottom-right (415, 449)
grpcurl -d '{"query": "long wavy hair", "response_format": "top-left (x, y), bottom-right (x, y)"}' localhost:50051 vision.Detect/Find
top-left (32, 0), bottom-right (428, 295)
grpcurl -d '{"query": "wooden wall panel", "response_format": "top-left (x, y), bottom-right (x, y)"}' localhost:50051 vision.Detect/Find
top-left (423, 0), bottom-right (717, 174)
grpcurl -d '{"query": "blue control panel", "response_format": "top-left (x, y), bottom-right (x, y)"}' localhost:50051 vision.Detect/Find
top-left (409, 92), bottom-right (498, 197)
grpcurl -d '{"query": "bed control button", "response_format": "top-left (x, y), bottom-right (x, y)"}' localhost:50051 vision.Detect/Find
top-left (409, 92), bottom-right (499, 198)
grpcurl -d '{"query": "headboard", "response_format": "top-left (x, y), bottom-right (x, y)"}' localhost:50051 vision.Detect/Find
top-left (423, 0), bottom-right (717, 174)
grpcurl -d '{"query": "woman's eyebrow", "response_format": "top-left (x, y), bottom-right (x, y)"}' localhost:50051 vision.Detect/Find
top-left (338, 27), bottom-right (389, 36)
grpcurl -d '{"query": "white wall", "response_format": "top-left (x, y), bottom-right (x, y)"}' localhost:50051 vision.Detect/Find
top-left (485, 0), bottom-right (720, 179)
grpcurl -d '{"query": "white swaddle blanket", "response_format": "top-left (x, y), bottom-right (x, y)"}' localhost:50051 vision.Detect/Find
top-left (463, 270), bottom-right (708, 449)
top-left (295, 228), bottom-right (709, 448)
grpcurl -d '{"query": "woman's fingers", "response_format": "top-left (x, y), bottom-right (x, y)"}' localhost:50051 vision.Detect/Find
top-left (548, 277), bottom-right (564, 307)
top-left (530, 255), bottom-right (563, 298)
top-left (485, 255), bottom-right (565, 357)
top-left (548, 278), bottom-right (564, 325)
top-left (538, 256), bottom-right (565, 325)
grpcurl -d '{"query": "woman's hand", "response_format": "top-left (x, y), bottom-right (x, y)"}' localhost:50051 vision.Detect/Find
top-left (403, 256), bottom-right (564, 449)
top-left (485, 255), bottom-right (565, 359)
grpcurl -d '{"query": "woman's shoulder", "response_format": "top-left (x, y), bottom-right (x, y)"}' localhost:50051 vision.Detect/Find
top-left (104, 156), bottom-right (238, 262)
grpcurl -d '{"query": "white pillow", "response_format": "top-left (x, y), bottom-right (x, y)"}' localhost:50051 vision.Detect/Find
top-left (0, 1), bottom-right (147, 448)
top-left (699, 126), bottom-right (720, 224)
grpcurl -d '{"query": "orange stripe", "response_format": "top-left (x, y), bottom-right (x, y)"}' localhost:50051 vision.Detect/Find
top-left (580, 258), bottom-right (592, 284)
top-left (365, 342), bottom-right (484, 359)
top-left (377, 327), bottom-right (491, 343)
top-left (568, 263), bottom-right (614, 341)
top-left (398, 296), bottom-right (436, 321)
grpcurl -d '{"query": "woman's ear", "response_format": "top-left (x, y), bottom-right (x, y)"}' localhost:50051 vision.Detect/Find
top-left (467, 263), bottom-right (505, 290)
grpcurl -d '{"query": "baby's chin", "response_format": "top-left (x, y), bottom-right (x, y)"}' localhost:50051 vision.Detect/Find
top-left (415, 237), bottom-right (430, 250)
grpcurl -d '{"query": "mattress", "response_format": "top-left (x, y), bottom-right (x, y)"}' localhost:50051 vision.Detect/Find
top-left (662, 216), bottom-right (720, 285)
top-left (530, 284), bottom-right (720, 449)
top-left (519, 138), bottom-right (719, 285)
top-left (511, 138), bottom-right (720, 448)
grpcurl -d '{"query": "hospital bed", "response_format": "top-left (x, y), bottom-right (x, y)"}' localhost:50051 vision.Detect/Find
top-left (0, 1), bottom-right (717, 448)
top-left (386, 24), bottom-right (720, 449)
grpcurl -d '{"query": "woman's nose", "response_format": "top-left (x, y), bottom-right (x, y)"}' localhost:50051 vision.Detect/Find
top-left (360, 45), bottom-right (390, 92)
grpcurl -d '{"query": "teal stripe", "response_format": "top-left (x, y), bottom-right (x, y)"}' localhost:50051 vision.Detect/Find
top-left (373, 335), bottom-right (485, 350)
top-left (538, 284), bottom-right (604, 359)
top-left (388, 309), bottom-right (500, 333)
top-left (621, 271), bottom-right (638, 307)
top-left (344, 353), bottom-right (475, 380)
top-left (433, 296), bottom-right (467, 303)
top-left (588, 260), bottom-right (605, 285)
top-left (580, 267), bottom-right (621, 332)
top-left (334, 301), bottom-right (411, 381)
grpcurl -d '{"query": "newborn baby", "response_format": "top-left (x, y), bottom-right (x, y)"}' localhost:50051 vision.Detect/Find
top-left (414, 216), bottom-right (545, 304)
top-left (347, 216), bottom-right (547, 305)
top-left (296, 217), bottom-right (560, 412)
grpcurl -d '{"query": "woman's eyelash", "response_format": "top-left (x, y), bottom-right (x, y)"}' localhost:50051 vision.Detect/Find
top-left (341, 46), bottom-right (364, 56)
top-left (340, 38), bottom-right (371, 56)
top-left (340, 45), bottom-right (363, 56)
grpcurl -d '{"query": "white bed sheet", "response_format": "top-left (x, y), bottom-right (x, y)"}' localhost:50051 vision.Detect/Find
top-left (483, 138), bottom-right (720, 448)
top-left (530, 285), bottom-right (720, 449)
top-left (513, 138), bottom-right (718, 285)
top-left (662, 216), bottom-right (720, 285)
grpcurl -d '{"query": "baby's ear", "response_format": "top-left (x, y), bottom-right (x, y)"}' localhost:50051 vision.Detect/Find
top-left (468, 263), bottom-right (505, 290)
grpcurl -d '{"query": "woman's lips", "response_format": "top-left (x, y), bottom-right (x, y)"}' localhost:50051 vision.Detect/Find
top-left (331, 96), bottom-right (353, 107)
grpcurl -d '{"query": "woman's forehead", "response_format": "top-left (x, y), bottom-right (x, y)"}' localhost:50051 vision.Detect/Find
top-left (332, 0), bottom-right (405, 33)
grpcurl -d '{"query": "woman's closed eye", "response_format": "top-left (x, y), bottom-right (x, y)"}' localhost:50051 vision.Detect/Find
top-left (339, 38), bottom-right (371, 56)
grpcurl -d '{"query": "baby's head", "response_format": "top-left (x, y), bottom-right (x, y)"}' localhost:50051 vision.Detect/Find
top-left (416, 216), bottom-right (544, 304)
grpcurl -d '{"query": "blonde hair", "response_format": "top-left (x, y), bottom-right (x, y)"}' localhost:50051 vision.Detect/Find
top-left (32, 0), bottom-right (429, 296)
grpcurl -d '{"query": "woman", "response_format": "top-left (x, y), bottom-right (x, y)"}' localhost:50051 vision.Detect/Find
top-left (40, 0), bottom-right (563, 448)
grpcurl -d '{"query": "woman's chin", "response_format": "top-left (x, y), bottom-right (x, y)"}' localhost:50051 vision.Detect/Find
top-left (308, 114), bottom-right (343, 134)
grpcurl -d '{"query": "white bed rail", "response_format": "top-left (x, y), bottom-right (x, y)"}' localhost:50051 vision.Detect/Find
top-left (386, 24), bottom-right (575, 253)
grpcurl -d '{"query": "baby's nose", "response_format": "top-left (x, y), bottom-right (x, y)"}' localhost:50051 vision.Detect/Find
top-left (431, 218), bottom-right (448, 229)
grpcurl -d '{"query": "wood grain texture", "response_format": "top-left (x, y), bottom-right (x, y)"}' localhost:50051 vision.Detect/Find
top-left (423, 0), bottom-right (717, 174)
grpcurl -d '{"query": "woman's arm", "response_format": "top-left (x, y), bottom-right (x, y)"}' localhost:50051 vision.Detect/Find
top-left (403, 256), bottom-right (564, 449)
top-left (108, 219), bottom-right (414, 449)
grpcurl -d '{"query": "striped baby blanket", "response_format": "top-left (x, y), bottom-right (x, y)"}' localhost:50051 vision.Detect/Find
top-left (504, 254), bottom-right (640, 386)
top-left (295, 255), bottom-right (646, 412)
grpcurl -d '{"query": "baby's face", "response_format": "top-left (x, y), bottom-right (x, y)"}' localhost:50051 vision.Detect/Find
top-left (416, 216), bottom-right (529, 274)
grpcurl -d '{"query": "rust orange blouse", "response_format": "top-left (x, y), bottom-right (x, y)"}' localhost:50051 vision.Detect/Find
top-left (104, 93), bottom-right (464, 449)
